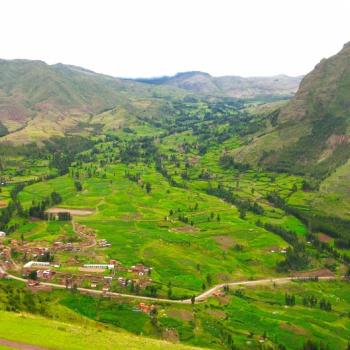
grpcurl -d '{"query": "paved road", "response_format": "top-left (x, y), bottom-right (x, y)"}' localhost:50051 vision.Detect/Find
top-left (4, 269), bottom-right (336, 304)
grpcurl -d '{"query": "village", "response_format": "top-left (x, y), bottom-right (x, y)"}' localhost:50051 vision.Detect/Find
top-left (0, 225), bottom-right (154, 302)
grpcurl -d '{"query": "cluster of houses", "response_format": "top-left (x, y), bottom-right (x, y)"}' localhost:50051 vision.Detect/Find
top-left (19, 256), bottom-right (153, 293)
top-left (0, 226), bottom-right (154, 295)
top-left (52, 241), bottom-right (75, 251)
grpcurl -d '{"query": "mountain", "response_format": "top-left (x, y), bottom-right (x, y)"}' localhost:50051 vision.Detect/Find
top-left (135, 71), bottom-right (302, 98)
top-left (0, 59), bottom-right (187, 143)
top-left (233, 42), bottom-right (350, 178)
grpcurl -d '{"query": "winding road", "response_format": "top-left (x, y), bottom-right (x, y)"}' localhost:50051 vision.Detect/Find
top-left (3, 268), bottom-right (336, 304)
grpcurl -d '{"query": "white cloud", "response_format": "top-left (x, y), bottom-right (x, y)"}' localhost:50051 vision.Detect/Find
top-left (1, 0), bottom-right (350, 77)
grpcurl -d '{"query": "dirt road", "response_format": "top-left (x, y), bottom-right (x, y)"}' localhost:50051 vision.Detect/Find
top-left (0, 338), bottom-right (47, 350)
top-left (4, 269), bottom-right (336, 304)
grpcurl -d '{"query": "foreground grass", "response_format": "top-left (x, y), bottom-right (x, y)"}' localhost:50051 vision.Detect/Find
top-left (0, 310), bottom-right (204, 350)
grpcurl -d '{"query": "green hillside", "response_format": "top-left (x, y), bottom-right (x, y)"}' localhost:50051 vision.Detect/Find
top-left (1, 44), bottom-right (350, 350)
top-left (0, 59), bottom-right (188, 143)
top-left (233, 42), bottom-right (350, 179)
top-left (0, 310), bottom-right (203, 350)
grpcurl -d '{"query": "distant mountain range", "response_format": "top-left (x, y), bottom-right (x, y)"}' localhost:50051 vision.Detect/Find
top-left (0, 59), bottom-right (187, 143)
top-left (0, 59), bottom-right (302, 143)
top-left (135, 71), bottom-right (303, 98)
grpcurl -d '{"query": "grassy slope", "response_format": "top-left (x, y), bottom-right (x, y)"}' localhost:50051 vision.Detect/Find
top-left (0, 311), bottom-right (203, 350)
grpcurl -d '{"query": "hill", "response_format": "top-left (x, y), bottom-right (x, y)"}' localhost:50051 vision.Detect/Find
top-left (135, 71), bottom-right (302, 98)
top-left (233, 42), bottom-right (350, 177)
top-left (0, 59), bottom-right (188, 143)
top-left (0, 310), bottom-right (203, 350)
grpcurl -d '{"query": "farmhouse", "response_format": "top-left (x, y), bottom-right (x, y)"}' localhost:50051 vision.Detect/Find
top-left (83, 264), bottom-right (115, 270)
top-left (98, 239), bottom-right (111, 248)
top-left (23, 261), bottom-right (50, 269)
top-left (131, 264), bottom-right (151, 276)
top-left (37, 269), bottom-right (55, 280)
top-left (138, 303), bottom-right (155, 314)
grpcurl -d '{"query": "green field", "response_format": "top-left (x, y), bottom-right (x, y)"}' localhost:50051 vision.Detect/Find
top-left (0, 311), bottom-right (202, 350)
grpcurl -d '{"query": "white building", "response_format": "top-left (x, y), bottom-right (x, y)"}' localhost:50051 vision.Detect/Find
top-left (83, 264), bottom-right (115, 270)
top-left (0, 231), bottom-right (6, 238)
top-left (23, 261), bottom-right (50, 268)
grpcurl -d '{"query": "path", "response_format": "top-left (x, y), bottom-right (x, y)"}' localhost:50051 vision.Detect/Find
top-left (3, 268), bottom-right (336, 304)
top-left (0, 339), bottom-right (47, 350)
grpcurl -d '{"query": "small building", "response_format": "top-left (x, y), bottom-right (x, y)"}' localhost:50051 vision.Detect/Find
top-left (109, 259), bottom-right (121, 266)
top-left (98, 239), bottom-right (111, 248)
top-left (83, 264), bottom-right (115, 270)
top-left (138, 303), bottom-right (155, 314)
top-left (118, 277), bottom-right (127, 286)
top-left (0, 231), bottom-right (6, 238)
top-left (131, 264), bottom-right (151, 276)
top-left (37, 269), bottom-right (55, 280)
top-left (104, 276), bottom-right (113, 284)
top-left (23, 261), bottom-right (50, 269)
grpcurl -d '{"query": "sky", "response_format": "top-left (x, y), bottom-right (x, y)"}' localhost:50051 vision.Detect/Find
top-left (1, 0), bottom-right (350, 78)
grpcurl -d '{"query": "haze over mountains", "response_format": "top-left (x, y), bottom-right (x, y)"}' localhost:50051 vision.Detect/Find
top-left (136, 71), bottom-right (302, 98)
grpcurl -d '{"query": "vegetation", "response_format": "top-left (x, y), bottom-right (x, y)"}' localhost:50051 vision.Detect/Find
top-left (1, 44), bottom-right (350, 349)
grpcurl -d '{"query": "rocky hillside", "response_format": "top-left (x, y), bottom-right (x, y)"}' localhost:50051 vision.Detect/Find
top-left (136, 71), bottom-right (302, 98)
top-left (233, 42), bottom-right (350, 179)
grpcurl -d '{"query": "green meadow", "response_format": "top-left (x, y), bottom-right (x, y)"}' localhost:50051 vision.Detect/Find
top-left (18, 162), bottom-right (288, 296)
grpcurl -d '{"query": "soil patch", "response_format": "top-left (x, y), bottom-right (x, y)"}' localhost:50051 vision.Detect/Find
top-left (189, 156), bottom-right (200, 165)
top-left (280, 322), bottom-right (309, 336)
top-left (170, 226), bottom-right (200, 234)
top-left (46, 208), bottom-right (94, 216)
top-left (291, 268), bottom-right (334, 278)
top-left (213, 235), bottom-right (235, 251)
top-left (79, 267), bottom-right (105, 273)
top-left (121, 212), bottom-right (142, 221)
top-left (0, 200), bottom-right (7, 208)
top-left (167, 309), bottom-right (193, 322)
top-left (317, 233), bottom-right (332, 242)
top-left (206, 309), bottom-right (226, 319)
top-left (0, 338), bottom-right (48, 350)
top-left (162, 329), bottom-right (179, 343)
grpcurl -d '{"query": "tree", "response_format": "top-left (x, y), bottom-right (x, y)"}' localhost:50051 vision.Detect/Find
top-left (191, 295), bottom-right (196, 305)
top-left (74, 180), bottom-right (83, 192)
top-left (239, 208), bottom-right (246, 219)
top-left (206, 273), bottom-right (212, 286)
top-left (146, 182), bottom-right (152, 194)
top-left (28, 270), bottom-right (37, 280)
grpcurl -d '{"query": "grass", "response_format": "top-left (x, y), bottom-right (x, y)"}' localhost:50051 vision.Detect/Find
top-left (54, 280), bottom-right (350, 349)
top-left (0, 311), bottom-right (203, 350)
top-left (17, 162), bottom-right (289, 296)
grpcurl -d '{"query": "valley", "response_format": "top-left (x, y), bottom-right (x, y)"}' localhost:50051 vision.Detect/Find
top-left (1, 44), bottom-right (350, 350)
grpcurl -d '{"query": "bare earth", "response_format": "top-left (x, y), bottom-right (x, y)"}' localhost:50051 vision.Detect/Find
top-left (46, 207), bottom-right (94, 216)
top-left (0, 339), bottom-right (47, 350)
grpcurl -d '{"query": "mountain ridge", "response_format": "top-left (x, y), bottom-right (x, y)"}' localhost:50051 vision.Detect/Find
top-left (134, 71), bottom-right (303, 98)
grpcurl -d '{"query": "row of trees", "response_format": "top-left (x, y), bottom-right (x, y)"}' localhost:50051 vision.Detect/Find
top-left (206, 183), bottom-right (264, 216)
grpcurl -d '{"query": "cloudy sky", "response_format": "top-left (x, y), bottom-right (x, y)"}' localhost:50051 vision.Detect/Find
top-left (1, 0), bottom-right (350, 78)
